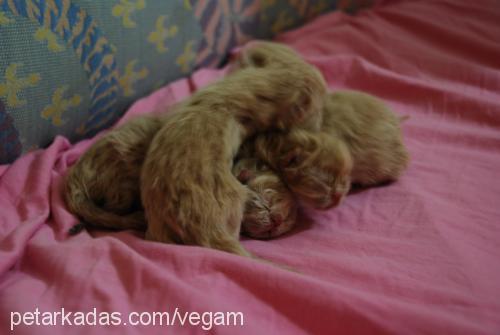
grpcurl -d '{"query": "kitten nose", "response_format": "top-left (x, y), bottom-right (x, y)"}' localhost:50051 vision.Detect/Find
top-left (270, 213), bottom-right (283, 228)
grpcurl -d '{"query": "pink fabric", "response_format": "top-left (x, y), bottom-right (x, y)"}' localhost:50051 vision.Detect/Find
top-left (1, 0), bottom-right (500, 333)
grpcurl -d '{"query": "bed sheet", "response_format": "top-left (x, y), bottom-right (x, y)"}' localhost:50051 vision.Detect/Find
top-left (1, 0), bottom-right (500, 334)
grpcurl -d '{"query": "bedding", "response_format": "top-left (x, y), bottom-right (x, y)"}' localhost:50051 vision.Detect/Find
top-left (1, 0), bottom-right (500, 334)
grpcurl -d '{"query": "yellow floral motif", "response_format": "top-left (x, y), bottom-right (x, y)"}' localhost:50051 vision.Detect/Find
top-left (34, 27), bottom-right (65, 52)
top-left (176, 40), bottom-right (196, 73)
top-left (148, 16), bottom-right (178, 53)
top-left (271, 11), bottom-right (295, 34)
top-left (118, 60), bottom-right (149, 97)
top-left (0, 11), bottom-right (15, 25)
top-left (0, 63), bottom-right (41, 108)
top-left (184, 0), bottom-right (192, 10)
top-left (112, 0), bottom-right (146, 28)
top-left (41, 86), bottom-right (82, 126)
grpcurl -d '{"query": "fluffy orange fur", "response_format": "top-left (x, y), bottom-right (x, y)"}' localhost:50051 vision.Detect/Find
top-left (65, 41), bottom-right (408, 250)
top-left (64, 115), bottom-right (162, 232)
top-left (64, 42), bottom-right (326, 242)
top-left (251, 91), bottom-right (409, 210)
top-left (141, 61), bottom-right (327, 256)
top-left (253, 130), bottom-right (353, 210)
top-left (232, 41), bottom-right (409, 212)
top-left (232, 153), bottom-right (297, 239)
top-left (322, 90), bottom-right (409, 186)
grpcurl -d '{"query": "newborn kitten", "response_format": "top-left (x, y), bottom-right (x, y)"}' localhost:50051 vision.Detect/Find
top-left (65, 41), bottom-right (326, 239)
top-left (64, 115), bottom-right (162, 233)
top-left (231, 41), bottom-right (351, 209)
top-left (141, 64), bottom-right (327, 257)
top-left (253, 91), bottom-right (409, 209)
top-left (322, 90), bottom-right (409, 186)
top-left (230, 41), bottom-right (408, 213)
top-left (232, 153), bottom-right (297, 239)
top-left (254, 130), bottom-right (353, 210)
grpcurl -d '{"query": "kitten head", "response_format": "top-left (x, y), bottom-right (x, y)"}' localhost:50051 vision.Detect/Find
top-left (255, 130), bottom-right (353, 210)
top-left (230, 41), bottom-right (327, 131)
top-left (233, 157), bottom-right (297, 239)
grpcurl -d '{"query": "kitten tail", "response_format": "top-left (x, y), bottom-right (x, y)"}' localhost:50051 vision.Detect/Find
top-left (64, 176), bottom-right (146, 235)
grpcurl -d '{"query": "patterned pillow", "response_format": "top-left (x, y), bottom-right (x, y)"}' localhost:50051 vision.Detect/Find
top-left (0, 0), bottom-right (373, 164)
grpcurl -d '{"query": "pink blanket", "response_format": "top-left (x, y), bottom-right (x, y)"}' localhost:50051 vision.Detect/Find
top-left (1, 1), bottom-right (500, 334)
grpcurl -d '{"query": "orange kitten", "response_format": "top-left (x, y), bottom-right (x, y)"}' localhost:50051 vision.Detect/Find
top-left (252, 91), bottom-right (409, 209)
top-left (232, 154), bottom-right (297, 239)
top-left (64, 41), bottom-right (327, 240)
top-left (64, 115), bottom-right (162, 233)
top-left (141, 64), bottom-right (327, 257)
top-left (322, 90), bottom-right (409, 186)
top-left (232, 42), bottom-right (408, 208)
top-left (254, 130), bottom-right (353, 210)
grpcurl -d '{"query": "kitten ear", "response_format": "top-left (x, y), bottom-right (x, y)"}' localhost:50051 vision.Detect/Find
top-left (248, 50), bottom-right (267, 67)
top-left (239, 45), bottom-right (268, 68)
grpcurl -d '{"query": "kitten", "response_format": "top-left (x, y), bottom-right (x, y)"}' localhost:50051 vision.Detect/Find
top-left (65, 41), bottom-right (326, 239)
top-left (64, 115), bottom-right (162, 233)
top-left (65, 118), bottom-right (298, 239)
top-left (253, 91), bottom-right (409, 209)
top-left (232, 153), bottom-right (297, 239)
top-left (231, 41), bottom-right (352, 210)
top-left (231, 41), bottom-right (408, 209)
top-left (141, 64), bottom-right (327, 257)
top-left (254, 129), bottom-right (353, 210)
top-left (322, 90), bottom-right (409, 186)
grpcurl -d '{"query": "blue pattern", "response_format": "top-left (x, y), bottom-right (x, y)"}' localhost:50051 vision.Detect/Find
top-left (1, 0), bottom-right (120, 136)
top-left (0, 0), bottom-right (372, 164)
top-left (0, 99), bottom-right (22, 164)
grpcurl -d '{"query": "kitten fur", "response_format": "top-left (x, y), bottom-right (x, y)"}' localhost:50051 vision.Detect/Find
top-left (65, 115), bottom-right (296, 237)
top-left (322, 90), bottom-right (409, 186)
top-left (64, 42), bottom-right (326, 237)
top-left (252, 91), bottom-right (409, 210)
top-left (253, 130), bottom-right (353, 210)
top-left (230, 41), bottom-right (325, 130)
top-left (233, 43), bottom-right (408, 208)
top-left (64, 115), bottom-right (162, 232)
top-left (141, 63), bottom-right (327, 257)
top-left (232, 153), bottom-right (297, 239)
top-left (232, 41), bottom-right (352, 209)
